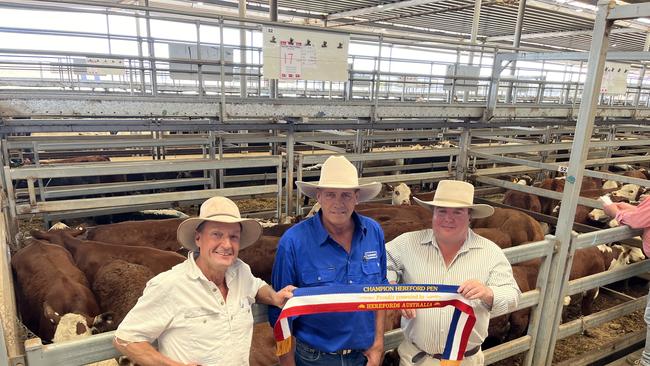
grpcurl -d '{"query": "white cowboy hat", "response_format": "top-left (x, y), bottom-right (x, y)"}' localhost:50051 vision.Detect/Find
top-left (177, 196), bottom-right (262, 251)
top-left (295, 156), bottom-right (381, 202)
top-left (413, 180), bottom-right (494, 219)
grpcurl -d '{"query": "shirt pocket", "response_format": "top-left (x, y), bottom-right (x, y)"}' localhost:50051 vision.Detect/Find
top-left (183, 308), bottom-right (224, 357)
top-left (301, 267), bottom-right (336, 286)
top-left (361, 259), bottom-right (382, 283)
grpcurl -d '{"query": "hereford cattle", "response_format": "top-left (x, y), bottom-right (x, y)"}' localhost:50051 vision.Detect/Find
top-left (238, 236), bottom-right (281, 283)
top-left (85, 218), bottom-right (185, 252)
top-left (473, 228), bottom-right (512, 249)
top-left (502, 190), bottom-right (542, 213)
top-left (51, 312), bottom-right (118, 366)
top-left (31, 229), bottom-right (185, 285)
top-left (92, 260), bottom-right (154, 326)
top-left (11, 239), bottom-right (101, 342)
top-left (538, 177), bottom-right (603, 216)
top-left (356, 203), bottom-right (432, 242)
top-left (388, 183), bottom-right (413, 205)
top-left (565, 244), bottom-right (644, 319)
top-left (485, 263), bottom-right (536, 348)
top-left (471, 207), bottom-right (544, 246)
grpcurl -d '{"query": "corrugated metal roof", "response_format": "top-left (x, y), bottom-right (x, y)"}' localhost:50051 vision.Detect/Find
top-left (238, 0), bottom-right (649, 51)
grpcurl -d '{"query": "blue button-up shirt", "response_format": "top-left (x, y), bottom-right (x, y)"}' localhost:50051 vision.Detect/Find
top-left (268, 211), bottom-right (388, 352)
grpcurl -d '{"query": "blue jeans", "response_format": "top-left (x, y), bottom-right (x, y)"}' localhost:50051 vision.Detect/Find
top-left (295, 339), bottom-right (367, 366)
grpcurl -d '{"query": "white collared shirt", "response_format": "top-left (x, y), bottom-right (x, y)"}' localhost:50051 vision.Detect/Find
top-left (115, 253), bottom-right (266, 365)
top-left (386, 228), bottom-right (520, 355)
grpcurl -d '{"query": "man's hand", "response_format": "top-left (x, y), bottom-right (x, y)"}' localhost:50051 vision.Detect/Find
top-left (458, 279), bottom-right (493, 307)
top-left (273, 285), bottom-right (296, 308)
top-left (400, 309), bottom-right (416, 319)
top-left (363, 339), bottom-right (384, 366)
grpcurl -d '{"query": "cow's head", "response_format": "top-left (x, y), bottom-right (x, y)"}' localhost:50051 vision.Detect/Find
top-left (588, 208), bottom-right (610, 223)
top-left (391, 183), bottom-right (412, 205)
top-left (612, 184), bottom-right (645, 202)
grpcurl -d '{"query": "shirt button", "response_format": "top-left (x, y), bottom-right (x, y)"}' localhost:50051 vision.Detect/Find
top-left (212, 288), bottom-right (217, 292)
top-left (220, 301), bottom-right (224, 305)
top-left (349, 280), bottom-right (353, 284)
top-left (317, 276), bottom-right (322, 281)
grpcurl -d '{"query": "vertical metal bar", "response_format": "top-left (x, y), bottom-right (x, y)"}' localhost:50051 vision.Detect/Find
top-left (196, 20), bottom-right (204, 97)
top-left (285, 126), bottom-right (295, 219)
top-left (239, 0), bottom-right (248, 98)
top-left (144, 0), bottom-right (157, 95)
top-left (532, 2), bottom-right (614, 365)
top-left (506, 0), bottom-right (527, 103)
top-left (372, 35), bottom-right (383, 123)
top-left (269, 0), bottom-right (278, 99)
top-left (218, 134), bottom-right (225, 189)
top-left (0, 191), bottom-right (21, 362)
top-left (521, 235), bottom-right (556, 366)
top-left (219, 18), bottom-right (226, 123)
top-left (455, 127), bottom-right (470, 180)
top-left (634, 34), bottom-right (650, 109)
top-left (135, 9), bottom-right (146, 94)
top-left (276, 155), bottom-right (283, 219)
top-left (465, 0), bottom-right (482, 102)
top-left (485, 53), bottom-right (506, 120)
top-left (32, 143), bottom-right (46, 202)
top-left (295, 153), bottom-right (304, 216)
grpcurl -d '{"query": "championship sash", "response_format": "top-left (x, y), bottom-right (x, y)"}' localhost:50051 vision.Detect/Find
top-left (273, 284), bottom-right (476, 366)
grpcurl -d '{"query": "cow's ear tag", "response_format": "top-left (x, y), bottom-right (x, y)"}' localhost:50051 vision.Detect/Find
top-left (566, 176), bottom-right (576, 184)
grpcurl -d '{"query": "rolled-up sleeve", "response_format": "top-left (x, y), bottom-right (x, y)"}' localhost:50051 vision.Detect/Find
top-left (386, 238), bottom-right (404, 283)
top-left (268, 236), bottom-right (297, 327)
top-left (487, 252), bottom-right (521, 317)
top-left (115, 280), bottom-right (174, 343)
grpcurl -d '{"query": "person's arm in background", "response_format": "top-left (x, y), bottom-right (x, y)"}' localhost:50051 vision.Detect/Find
top-left (268, 237), bottom-right (298, 366)
top-left (605, 200), bottom-right (650, 229)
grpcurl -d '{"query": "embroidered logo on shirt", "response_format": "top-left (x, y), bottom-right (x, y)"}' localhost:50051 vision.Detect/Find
top-left (363, 251), bottom-right (378, 261)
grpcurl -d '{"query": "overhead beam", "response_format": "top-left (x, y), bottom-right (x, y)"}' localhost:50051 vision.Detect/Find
top-left (500, 50), bottom-right (650, 61)
top-left (327, 0), bottom-right (448, 21)
top-left (527, 0), bottom-right (650, 32)
top-left (608, 2), bottom-right (650, 21)
top-left (487, 27), bottom-right (641, 42)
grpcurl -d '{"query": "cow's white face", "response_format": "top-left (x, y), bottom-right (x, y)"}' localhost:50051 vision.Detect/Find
top-left (392, 183), bottom-right (412, 205)
top-left (612, 184), bottom-right (642, 202)
top-left (588, 209), bottom-right (609, 223)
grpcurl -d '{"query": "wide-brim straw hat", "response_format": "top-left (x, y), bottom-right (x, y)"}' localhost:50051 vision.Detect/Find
top-left (413, 180), bottom-right (494, 219)
top-left (295, 156), bottom-right (381, 202)
top-left (177, 196), bottom-right (262, 251)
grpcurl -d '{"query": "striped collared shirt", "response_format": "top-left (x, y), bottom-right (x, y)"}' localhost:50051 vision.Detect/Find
top-left (386, 228), bottom-right (520, 355)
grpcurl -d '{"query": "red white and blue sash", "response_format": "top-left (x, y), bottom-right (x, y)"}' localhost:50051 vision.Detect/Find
top-left (274, 284), bottom-right (476, 366)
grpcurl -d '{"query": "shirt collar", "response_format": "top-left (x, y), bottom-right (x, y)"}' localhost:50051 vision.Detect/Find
top-left (313, 210), bottom-right (367, 246)
top-left (186, 251), bottom-right (238, 285)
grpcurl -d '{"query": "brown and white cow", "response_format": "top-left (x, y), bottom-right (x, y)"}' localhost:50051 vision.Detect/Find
top-left (85, 218), bottom-right (185, 252)
top-left (11, 239), bottom-right (102, 342)
top-left (31, 229), bottom-right (185, 285)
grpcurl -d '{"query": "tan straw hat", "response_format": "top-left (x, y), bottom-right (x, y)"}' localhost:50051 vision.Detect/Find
top-left (295, 155), bottom-right (381, 202)
top-left (413, 180), bottom-right (494, 219)
top-left (176, 196), bottom-right (262, 251)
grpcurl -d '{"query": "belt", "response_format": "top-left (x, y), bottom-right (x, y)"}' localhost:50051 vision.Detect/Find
top-left (297, 340), bottom-right (360, 356)
top-left (326, 349), bottom-right (356, 355)
top-left (411, 345), bottom-right (481, 363)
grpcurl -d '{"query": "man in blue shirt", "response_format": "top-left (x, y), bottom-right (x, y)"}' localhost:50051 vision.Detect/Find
top-left (269, 155), bottom-right (388, 366)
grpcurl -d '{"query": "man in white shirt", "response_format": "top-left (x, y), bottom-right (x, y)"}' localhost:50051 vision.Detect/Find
top-left (386, 180), bottom-right (520, 366)
top-left (114, 196), bottom-right (295, 366)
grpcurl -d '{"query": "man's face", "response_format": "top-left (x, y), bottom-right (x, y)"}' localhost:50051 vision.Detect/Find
top-left (195, 221), bottom-right (241, 270)
top-left (316, 188), bottom-right (359, 226)
top-left (432, 206), bottom-right (470, 244)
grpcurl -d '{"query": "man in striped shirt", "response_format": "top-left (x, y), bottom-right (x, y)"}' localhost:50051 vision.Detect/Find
top-left (386, 180), bottom-right (520, 366)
